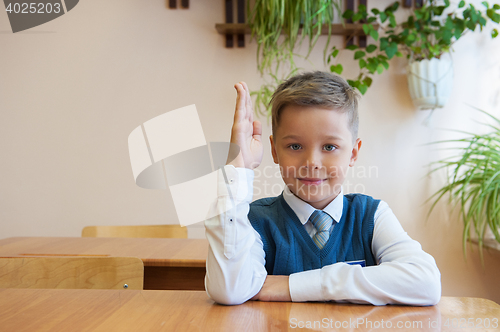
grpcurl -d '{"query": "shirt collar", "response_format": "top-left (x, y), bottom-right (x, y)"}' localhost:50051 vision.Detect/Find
top-left (282, 186), bottom-right (344, 225)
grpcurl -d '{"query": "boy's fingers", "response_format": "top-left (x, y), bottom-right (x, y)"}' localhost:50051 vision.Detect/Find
top-left (239, 81), bottom-right (250, 121)
top-left (253, 120), bottom-right (262, 139)
top-left (241, 82), bottom-right (253, 122)
top-left (242, 82), bottom-right (252, 107)
top-left (233, 83), bottom-right (245, 122)
top-left (243, 82), bottom-right (251, 103)
top-left (241, 81), bottom-right (248, 94)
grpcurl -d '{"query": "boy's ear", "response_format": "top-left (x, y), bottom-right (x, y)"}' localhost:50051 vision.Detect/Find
top-left (270, 135), bottom-right (279, 164)
top-left (349, 138), bottom-right (362, 167)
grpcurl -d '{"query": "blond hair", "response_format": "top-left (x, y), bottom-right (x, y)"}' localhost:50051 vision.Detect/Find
top-left (270, 71), bottom-right (360, 143)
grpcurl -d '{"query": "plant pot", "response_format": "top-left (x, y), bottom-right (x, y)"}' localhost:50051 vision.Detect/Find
top-left (406, 55), bottom-right (454, 110)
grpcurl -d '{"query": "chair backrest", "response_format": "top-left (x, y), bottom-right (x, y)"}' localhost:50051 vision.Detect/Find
top-left (0, 257), bottom-right (143, 290)
top-left (81, 225), bottom-right (187, 238)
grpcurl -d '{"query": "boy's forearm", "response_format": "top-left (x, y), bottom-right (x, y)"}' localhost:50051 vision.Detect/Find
top-left (205, 204), bottom-right (267, 304)
top-left (251, 275), bottom-right (292, 302)
top-left (204, 166), bottom-right (267, 305)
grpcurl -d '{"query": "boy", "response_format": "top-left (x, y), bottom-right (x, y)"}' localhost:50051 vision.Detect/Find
top-left (204, 71), bottom-right (441, 305)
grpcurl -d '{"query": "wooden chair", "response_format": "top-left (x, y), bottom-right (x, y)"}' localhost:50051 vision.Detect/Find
top-left (81, 225), bottom-right (187, 238)
top-left (0, 257), bottom-right (143, 290)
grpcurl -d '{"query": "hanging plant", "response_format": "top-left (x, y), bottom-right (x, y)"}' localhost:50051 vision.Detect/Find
top-left (427, 108), bottom-right (500, 259)
top-left (247, 0), bottom-right (342, 117)
top-left (327, 0), bottom-right (500, 98)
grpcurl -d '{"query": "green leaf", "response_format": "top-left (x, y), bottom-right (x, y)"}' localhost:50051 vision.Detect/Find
top-left (342, 10), bottom-right (354, 20)
top-left (363, 77), bottom-right (373, 87)
top-left (482, 1), bottom-right (489, 8)
top-left (379, 12), bottom-right (387, 23)
top-left (357, 83), bottom-right (368, 95)
top-left (346, 44), bottom-right (359, 51)
top-left (366, 61), bottom-right (378, 74)
top-left (389, 14), bottom-right (397, 28)
top-left (387, 2), bottom-right (399, 13)
top-left (352, 13), bottom-right (363, 22)
top-left (367, 17), bottom-right (377, 24)
top-left (494, 4), bottom-right (500, 10)
top-left (443, 29), bottom-right (453, 43)
top-left (434, 6), bottom-right (445, 16)
top-left (366, 44), bottom-right (377, 53)
top-left (330, 64), bottom-right (343, 75)
top-left (487, 8), bottom-right (495, 19)
top-left (376, 63), bottom-right (384, 74)
top-left (359, 58), bottom-right (367, 69)
top-left (381, 61), bottom-right (389, 70)
top-left (362, 24), bottom-right (371, 35)
top-left (354, 51), bottom-right (366, 59)
top-left (379, 38), bottom-right (389, 51)
top-left (369, 29), bottom-right (379, 41)
top-left (492, 28), bottom-right (499, 38)
top-left (385, 42), bottom-right (398, 59)
top-left (445, 17), bottom-right (454, 30)
top-left (371, 8), bottom-right (380, 15)
top-left (347, 79), bottom-right (357, 88)
top-left (490, 11), bottom-right (500, 23)
top-left (331, 48), bottom-right (339, 58)
top-left (459, 1), bottom-right (466, 8)
top-left (395, 51), bottom-right (403, 57)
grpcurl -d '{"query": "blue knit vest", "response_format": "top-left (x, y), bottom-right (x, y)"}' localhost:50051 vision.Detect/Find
top-left (248, 193), bottom-right (379, 275)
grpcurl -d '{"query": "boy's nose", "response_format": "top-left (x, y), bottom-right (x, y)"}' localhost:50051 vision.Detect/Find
top-left (304, 152), bottom-right (321, 169)
top-left (305, 160), bottom-right (320, 169)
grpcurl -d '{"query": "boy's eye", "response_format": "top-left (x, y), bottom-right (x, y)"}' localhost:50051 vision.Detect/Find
top-left (324, 144), bottom-right (336, 151)
top-left (289, 144), bottom-right (301, 151)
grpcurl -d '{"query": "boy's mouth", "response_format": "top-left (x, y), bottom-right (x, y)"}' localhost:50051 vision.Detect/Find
top-left (298, 178), bottom-right (326, 185)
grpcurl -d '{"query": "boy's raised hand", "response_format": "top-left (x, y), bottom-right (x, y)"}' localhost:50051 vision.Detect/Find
top-left (227, 82), bottom-right (263, 169)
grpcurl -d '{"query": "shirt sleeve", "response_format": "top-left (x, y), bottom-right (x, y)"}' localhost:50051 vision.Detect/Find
top-left (204, 165), bottom-right (267, 305)
top-left (288, 200), bottom-right (441, 305)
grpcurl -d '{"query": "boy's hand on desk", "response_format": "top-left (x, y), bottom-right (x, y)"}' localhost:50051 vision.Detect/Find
top-left (251, 275), bottom-right (291, 302)
top-left (227, 82), bottom-right (263, 170)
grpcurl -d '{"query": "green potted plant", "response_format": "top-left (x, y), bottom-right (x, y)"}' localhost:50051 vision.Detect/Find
top-left (427, 108), bottom-right (500, 258)
top-left (328, 0), bottom-right (500, 109)
top-left (247, 0), bottom-right (341, 117)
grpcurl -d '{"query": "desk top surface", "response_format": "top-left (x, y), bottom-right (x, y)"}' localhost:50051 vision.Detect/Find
top-left (0, 289), bottom-right (498, 332)
top-left (0, 237), bottom-right (208, 267)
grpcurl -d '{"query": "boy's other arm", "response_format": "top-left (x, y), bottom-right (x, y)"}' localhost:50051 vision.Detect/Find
top-left (204, 82), bottom-right (267, 305)
top-left (288, 201), bottom-right (441, 305)
top-left (250, 275), bottom-right (291, 302)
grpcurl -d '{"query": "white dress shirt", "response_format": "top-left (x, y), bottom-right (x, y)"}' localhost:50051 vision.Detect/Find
top-left (204, 165), bottom-right (441, 305)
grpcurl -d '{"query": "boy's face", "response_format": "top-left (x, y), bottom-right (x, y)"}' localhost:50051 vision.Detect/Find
top-left (270, 104), bottom-right (361, 210)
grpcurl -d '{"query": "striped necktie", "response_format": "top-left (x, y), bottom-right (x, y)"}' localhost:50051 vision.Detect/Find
top-left (309, 210), bottom-right (333, 250)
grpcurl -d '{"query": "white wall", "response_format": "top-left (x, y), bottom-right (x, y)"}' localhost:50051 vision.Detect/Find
top-left (1, 0), bottom-right (499, 303)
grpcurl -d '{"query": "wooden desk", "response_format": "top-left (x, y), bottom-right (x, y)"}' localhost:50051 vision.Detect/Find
top-left (0, 237), bottom-right (208, 291)
top-left (0, 289), bottom-right (498, 332)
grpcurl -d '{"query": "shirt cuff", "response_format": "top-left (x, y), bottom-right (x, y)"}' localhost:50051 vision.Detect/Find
top-left (218, 165), bottom-right (254, 203)
top-left (289, 269), bottom-right (323, 302)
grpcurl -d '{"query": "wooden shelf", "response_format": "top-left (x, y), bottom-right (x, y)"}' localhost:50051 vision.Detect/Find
top-left (215, 23), bottom-right (378, 37)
